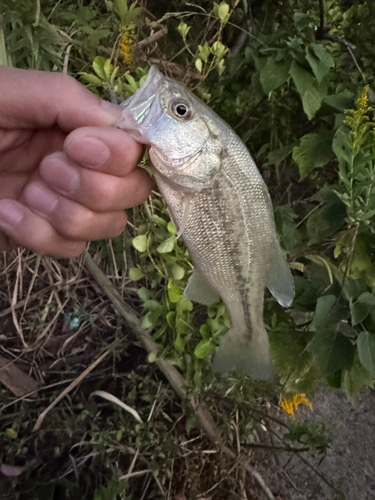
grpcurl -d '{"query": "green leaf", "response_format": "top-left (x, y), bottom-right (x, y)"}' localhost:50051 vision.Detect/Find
top-left (357, 331), bottom-right (375, 377)
top-left (357, 292), bottom-right (375, 305)
top-left (151, 214), bottom-right (167, 227)
top-left (211, 41), bottom-right (228, 60)
top-left (195, 58), bottom-right (203, 73)
top-left (103, 58), bottom-right (112, 80)
top-left (129, 267), bottom-right (144, 281)
top-left (142, 312), bottom-right (154, 329)
top-left (289, 61), bottom-right (327, 119)
top-left (79, 72), bottom-right (102, 85)
top-left (138, 287), bottom-right (151, 302)
top-left (148, 351), bottom-right (157, 363)
top-left (260, 56), bottom-right (290, 94)
top-left (332, 126), bottom-right (351, 167)
top-left (194, 339), bottom-right (213, 359)
top-left (168, 281), bottom-right (182, 303)
top-left (307, 329), bottom-right (354, 375)
top-left (266, 144), bottom-right (294, 168)
top-left (218, 2), bottom-right (229, 21)
top-left (143, 300), bottom-right (162, 310)
top-left (213, 1), bottom-right (230, 22)
top-left (306, 44), bottom-right (334, 83)
top-left (166, 311), bottom-right (176, 328)
top-left (156, 236), bottom-right (175, 254)
top-left (350, 301), bottom-right (369, 326)
top-left (92, 56), bottom-right (107, 80)
top-left (171, 264), bottom-right (185, 280)
top-left (199, 324), bottom-right (211, 340)
top-left (167, 222), bottom-right (177, 234)
top-left (177, 21), bottom-right (190, 41)
top-left (292, 133), bottom-right (332, 179)
top-left (309, 295), bottom-right (337, 330)
top-left (174, 334), bottom-right (186, 353)
top-left (176, 295), bottom-right (193, 314)
top-left (113, 0), bottom-right (128, 21)
top-left (198, 42), bottom-right (210, 63)
top-left (324, 91), bottom-right (355, 112)
top-left (342, 352), bottom-right (373, 403)
top-left (293, 13), bottom-right (313, 31)
top-left (132, 234), bottom-right (147, 252)
top-left (270, 329), bottom-right (312, 381)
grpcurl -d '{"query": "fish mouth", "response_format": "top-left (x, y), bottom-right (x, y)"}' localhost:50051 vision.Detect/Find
top-left (116, 65), bottom-right (164, 144)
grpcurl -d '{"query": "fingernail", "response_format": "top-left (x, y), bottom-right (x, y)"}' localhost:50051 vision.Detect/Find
top-left (41, 155), bottom-right (80, 193)
top-left (66, 137), bottom-right (110, 168)
top-left (0, 201), bottom-right (24, 225)
top-left (26, 183), bottom-right (58, 215)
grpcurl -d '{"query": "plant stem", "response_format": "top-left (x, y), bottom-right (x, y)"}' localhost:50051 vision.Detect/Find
top-left (0, 15), bottom-right (9, 67)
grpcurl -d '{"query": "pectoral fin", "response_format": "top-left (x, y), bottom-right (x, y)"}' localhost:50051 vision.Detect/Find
top-left (184, 268), bottom-right (220, 305)
top-left (176, 194), bottom-right (193, 240)
top-left (266, 242), bottom-right (295, 307)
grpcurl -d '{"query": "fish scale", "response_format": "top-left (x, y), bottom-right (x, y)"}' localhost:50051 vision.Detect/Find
top-left (117, 65), bottom-right (295, 379)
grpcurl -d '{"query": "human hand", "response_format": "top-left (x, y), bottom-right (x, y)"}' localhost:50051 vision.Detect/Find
top-left (0, 67), bottom-right (152, 257)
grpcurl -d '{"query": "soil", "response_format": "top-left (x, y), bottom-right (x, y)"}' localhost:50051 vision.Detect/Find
top-left (258, 387), bottom-right (375, 500)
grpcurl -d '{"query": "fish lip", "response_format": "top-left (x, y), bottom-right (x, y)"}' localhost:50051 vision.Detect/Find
top-left (117, 65), bottom-right (165, 141)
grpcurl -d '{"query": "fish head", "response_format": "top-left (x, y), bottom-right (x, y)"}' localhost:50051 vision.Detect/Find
top-left (117, 65), bottom-right (223, 192)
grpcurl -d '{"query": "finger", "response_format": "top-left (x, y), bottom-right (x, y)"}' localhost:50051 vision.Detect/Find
top-left (64, 126), bottom-right (144, 175)
top-left (23, 181), bottom-right (128, 241)
top-left (0, 200), bottom-right (86, 258)
top-left (0, 67), bottom-right (123, 131)
top-left (39, 152), bottom-right (152, 211)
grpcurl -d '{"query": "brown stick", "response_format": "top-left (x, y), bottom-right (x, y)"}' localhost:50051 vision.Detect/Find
top-left (133, 26), bottom-right (168, 50)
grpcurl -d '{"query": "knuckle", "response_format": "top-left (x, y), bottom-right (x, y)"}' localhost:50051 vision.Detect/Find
top-left (50, 241), bottom-right (86, 259)
top-left (110, 213), bottom-right (127, 237)
top-left (93, 180), bottom-right (118, 209)
top-left (52, 72), bottom-right (79, 95)
top-left (58, 206), bottom-right (95, 240)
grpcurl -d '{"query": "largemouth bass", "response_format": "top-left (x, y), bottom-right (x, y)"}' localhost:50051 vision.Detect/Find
top-left (117, 65), bottom-right (294, 379)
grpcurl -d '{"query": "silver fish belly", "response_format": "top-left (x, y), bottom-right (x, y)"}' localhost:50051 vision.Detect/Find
top-left (117, 65), bottom-right (295, 379)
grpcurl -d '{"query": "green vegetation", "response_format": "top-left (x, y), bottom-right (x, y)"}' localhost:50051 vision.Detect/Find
top-left (1, 0), bottom-right (375, 498)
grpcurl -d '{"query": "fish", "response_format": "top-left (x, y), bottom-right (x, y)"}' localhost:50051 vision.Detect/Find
top-left (116, 65), bottom-right (295, 380)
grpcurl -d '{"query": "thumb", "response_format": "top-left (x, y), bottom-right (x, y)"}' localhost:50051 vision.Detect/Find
top-left (0, 67), bottom-right (122, 131)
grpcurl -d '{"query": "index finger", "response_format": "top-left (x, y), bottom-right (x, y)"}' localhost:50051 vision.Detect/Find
top-left (0, 66), bottom-right (122, 131)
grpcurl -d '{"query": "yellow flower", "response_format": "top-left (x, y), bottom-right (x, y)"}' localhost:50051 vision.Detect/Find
top-left (280, 393), bottom-right (313, 419)
top-left (120, 35), bottom-right (133, 65)
top-left (356, 85), bottom-right (371, 114)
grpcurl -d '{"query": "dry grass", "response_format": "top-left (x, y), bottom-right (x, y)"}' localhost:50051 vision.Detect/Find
top-left (0, 244), bottom-right (340, 500)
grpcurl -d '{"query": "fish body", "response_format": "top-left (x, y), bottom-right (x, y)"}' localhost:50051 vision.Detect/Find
top-left (117, 66), bottom-right (294, 379)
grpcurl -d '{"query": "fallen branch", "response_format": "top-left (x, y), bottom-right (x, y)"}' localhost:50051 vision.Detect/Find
top-left (133, 26), bottom-right (168, 50)
top-left (84, 251), bottom-right (276, 500)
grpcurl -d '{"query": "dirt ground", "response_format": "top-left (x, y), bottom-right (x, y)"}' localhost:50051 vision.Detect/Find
top-left (257, 387), bottom-right (375, 500)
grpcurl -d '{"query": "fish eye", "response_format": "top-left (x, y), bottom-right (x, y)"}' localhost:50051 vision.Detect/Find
top-left (169, 99), bottom-right (193, 120)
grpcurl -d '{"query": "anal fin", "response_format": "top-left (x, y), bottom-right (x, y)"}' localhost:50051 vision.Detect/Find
top-left (266, 242), bottom-right (295, 307)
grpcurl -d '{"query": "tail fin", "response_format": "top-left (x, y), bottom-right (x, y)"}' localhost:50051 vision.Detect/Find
top-left (212, 326), bottom-right (272, 380)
